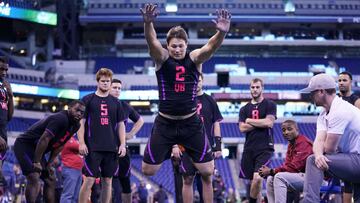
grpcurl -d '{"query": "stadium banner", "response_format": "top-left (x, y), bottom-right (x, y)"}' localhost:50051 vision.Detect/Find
top-left (12, 83), bottom-right (78, 99)
top-left (0, 3), bottom-right (57, 26)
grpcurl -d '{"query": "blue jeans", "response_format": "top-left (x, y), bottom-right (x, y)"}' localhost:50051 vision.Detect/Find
top-left (60, 166), bottom-right (82, 203)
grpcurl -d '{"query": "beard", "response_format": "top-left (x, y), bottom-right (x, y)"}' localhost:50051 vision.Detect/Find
top-left (339, 88), bottom-right (348, 95)
top-left (313, 95), bottom-right (325, 106)
top-left (251, 92), bottom-right (260, 100)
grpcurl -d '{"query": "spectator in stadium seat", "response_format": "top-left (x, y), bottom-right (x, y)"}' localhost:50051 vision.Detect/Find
top-left (13, 100), bottom-right (85, 203)
top-left (0, 56), bottom-right (14, 189)
top-left (300, 73), bottom-right (360, 203)
top-left (53, 156), bottom-right (63, 203)
top-left (238, 78), bottom-right (277, 203)
top-left (10, 164), bottom-right (26, 202)
top-left (78, 68), bottom-right (127, 203)
top-left (213, 172), bottom-right (226, 203)
top-left (110, 79), bottom-right (144, 203)
top-left (131, 183), bottom-right (140, 203)
top-left (225, 188), bottom-right (237, 203)
top-left (140, 3), bottom-right (230, 203)
top-left (153, 184), bottom-right (168, 203)
top-left (171, 156), bottom-right (183, 203)
top-left (259, 120), bottom-right (313, 203)
top-left (337, 71), bottom-right (360, 203)
top-left (138, 181), bottom-right (148, 203)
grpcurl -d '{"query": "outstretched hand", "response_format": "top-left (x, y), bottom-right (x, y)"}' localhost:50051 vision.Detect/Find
top-left (140, 4), bottom-right (159, 23)
top-left (212, 9), bottom-right (231, 33)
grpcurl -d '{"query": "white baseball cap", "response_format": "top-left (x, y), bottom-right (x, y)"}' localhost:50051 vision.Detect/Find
top-left (300, 73), bottom-right (336, 93)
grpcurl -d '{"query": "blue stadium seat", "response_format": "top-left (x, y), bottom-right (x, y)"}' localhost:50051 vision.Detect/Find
top-left (320, 178), bottom-right (342, 203)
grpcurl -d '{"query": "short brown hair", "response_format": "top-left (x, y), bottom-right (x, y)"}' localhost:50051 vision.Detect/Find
top-left (96, 68), bottom-right (113, 82)
top-left (166, 26), bottom-right (188, 45)
top-left (251, 78), bottom-right (264, 87)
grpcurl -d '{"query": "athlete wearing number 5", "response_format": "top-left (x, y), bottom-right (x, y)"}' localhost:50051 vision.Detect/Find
top-left (78, 68), bottom-right (127, 203)
top-left (140, 3), bottom-right (231, 203)
top-left (238, 78), bottom-right (277, 203)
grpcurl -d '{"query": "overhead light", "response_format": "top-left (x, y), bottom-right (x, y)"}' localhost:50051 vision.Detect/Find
top-left (19, 49), bottom-right (25, 54)
top-left (146, 183), bottom-right (152, 190)
top-left (129, 101), bottom-right (150, 106)
top-left (40, 99), bottom-right (49, 104)
top-left (222, 148), bottom-right (229, 158)
top-left (165, 3), bottom-right (177, 12)
top-left (284, 0), bottom-right (295, 14)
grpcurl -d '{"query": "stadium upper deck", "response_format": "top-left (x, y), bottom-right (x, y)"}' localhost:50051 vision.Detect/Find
top-left (85, 0), bottom-right (360, 16)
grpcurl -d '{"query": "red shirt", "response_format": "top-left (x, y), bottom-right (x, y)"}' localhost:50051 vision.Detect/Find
top-left (61, 136), bottom-right (83, 170)
top-left (274, 135), bottom-right (313, 174)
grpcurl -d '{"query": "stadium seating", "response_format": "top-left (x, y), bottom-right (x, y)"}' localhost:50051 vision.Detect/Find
top-left (86, 0), bottom-right (360, 16)
top-left (9, 118), bottom-right (316, 142)
top-left (91, 57), bottom-right (360, 74)
top-left (1, 0), bottom-right (39, 10)
top-left (273, 122), bottom-right (316, 144)
top-left (8, 74), bottom-right (47, 86)
top-left (131, 155), bottom-right (236, 196)
top-left (132, 155), bottom-right (176, 194)
top-left (8, 117), bottom-right (38, 132)
top-left (215, 158), bottom-right (235, 189)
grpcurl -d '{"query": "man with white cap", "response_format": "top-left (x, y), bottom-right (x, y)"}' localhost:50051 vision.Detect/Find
top-left (300, 73), bottom-right (360, 203)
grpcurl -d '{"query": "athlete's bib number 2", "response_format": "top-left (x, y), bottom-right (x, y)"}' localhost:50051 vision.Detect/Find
top-left (175, 66), bottom-right (185, 92)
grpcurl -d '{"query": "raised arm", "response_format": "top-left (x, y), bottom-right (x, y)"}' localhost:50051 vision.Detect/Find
top-left (190, 9), bottom-right (231, 65)
top-left (140, 4), bottom-right (168, 66)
